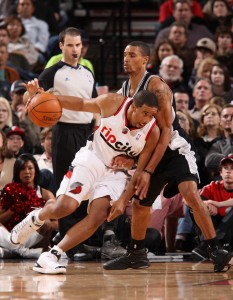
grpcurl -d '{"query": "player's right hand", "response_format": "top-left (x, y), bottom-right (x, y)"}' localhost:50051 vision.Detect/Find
top-left (107, 199), bottom-right (126, 222)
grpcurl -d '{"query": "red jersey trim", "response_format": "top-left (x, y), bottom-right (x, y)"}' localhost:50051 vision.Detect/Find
top-left (145, 119), bottom-right (157, 140)
top-left (114, 97), bottom-right (129, 116)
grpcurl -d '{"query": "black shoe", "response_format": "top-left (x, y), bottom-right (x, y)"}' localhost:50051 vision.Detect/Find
top-left (209, 246), bottom-right (233, 272)
top-left (103, 248), bottom-right (150, 270)
top-left (101, 236), bottom-right (127, 260)
top-left (191, 241), bottom-right (209, 261)
top-left (69, 244), bottom-right (101, 262)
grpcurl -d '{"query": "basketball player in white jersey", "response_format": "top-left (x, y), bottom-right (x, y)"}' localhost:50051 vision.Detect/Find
top-left (10, 86), bottom-right (160, 274)
top-left (103, 41), bottom-right (233, 273)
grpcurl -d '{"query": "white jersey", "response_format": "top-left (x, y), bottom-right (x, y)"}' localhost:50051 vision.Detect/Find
top-left (92, 97), bottom-right (156, 167)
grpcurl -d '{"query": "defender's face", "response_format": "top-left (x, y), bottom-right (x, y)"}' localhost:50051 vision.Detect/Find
top-left (123, 46), bottom-right (148, 74)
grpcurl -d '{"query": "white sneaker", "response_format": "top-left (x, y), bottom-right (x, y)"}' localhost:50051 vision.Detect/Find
top-left (10, 209), bottom-right (44, 245)
top-left (33, 250), bottom-right (66, 274)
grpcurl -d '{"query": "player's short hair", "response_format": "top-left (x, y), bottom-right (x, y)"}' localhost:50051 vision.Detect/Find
top-left (133, 90), bottom-right (158, 108)
top-left (127, 41), bottom-right (150, 57)
top-left (59, 27), bottom-right (81, 44)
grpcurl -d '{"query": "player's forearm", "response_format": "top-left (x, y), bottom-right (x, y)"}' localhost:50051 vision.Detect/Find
top-left (144, 127), bottom-right (171, 173)
top-left (57, 95), bottom-right (84, 111)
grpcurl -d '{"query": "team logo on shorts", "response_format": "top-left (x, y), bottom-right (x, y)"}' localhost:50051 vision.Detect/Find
top-left (69, 182), bottom-right (83, 194)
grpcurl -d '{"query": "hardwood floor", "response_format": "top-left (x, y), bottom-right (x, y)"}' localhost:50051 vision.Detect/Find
top-left (1, 258), bottom-right (233, 299)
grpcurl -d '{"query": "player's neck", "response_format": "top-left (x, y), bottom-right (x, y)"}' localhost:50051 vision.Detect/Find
top-left (128, 70), bottom-right (147, 97)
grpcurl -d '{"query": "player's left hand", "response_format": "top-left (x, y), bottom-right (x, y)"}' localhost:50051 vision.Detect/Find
top-left (134, 171), bottom-right (151, 200)
top-left (107, 199), bottom-right (126, 222)
top-left (111, 155), bottom-right (135, 171)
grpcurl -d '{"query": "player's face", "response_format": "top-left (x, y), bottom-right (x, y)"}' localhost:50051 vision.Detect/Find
top-left (60, 35), bottom-right (82, 66)
top-left (130, 104), bottom-right (157, 128)
top-left (220, 162), bottom-right (233, 184)
top-left (19, 160), bottom-right (35, 187)
top-left (123, 46), bottom-right (148, 74)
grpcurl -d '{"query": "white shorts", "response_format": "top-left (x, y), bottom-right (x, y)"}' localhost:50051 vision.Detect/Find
top-left (56, 145), bottom-right (128, 207)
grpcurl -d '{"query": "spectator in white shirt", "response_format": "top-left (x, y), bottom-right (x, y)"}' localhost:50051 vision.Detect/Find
top-left (16, 0), bottom-right (49, 54)
top-left (34, 127), bottom-right (53, 173)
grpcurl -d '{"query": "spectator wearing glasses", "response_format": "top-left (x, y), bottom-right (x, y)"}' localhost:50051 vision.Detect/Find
top-left (159, 54), bottom-right (187, 92)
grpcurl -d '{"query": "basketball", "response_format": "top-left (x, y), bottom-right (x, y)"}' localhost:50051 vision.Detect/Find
top-left (27, 93), bottom-right (62, 127)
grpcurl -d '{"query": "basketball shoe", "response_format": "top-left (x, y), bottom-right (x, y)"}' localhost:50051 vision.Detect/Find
top-left (33, 246), bottom-right (66, 274)
top-left (10, 209), bottom-right (44, 245)
top-left (101, 235), bottom-right (127, 260)
top-left (209, 246), bottom-right (233, 272)
top-left (103, 248), bottom-right (150, 270)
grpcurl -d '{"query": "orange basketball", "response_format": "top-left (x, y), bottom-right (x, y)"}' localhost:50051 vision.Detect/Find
top-left (27, 93), bottom-right (62, 127)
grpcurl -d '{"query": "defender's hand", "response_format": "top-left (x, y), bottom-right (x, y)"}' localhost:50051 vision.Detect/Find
top-left (134, 171), bottom-right (151, 200)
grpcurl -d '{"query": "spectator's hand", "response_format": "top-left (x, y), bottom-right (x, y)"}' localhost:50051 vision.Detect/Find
top-left (205, 203), bottom-right (218, 216)
top-left (111, 155), bottom-right (135, 171)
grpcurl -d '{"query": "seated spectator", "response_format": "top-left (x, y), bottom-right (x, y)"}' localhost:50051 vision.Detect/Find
top-left (5, 15), bottom-right (40, 71)
top-left (173, 87), bottom-right (190, 110)
top-left (189, 78), bottom-right (213, 123)
top-left (0, 97), bottom-right (12, 133)
top-left (10, 80), bottom-right (40, 153)
top-left (194, 103), bottom-right (223, 187)
top-left (16, 0), bottom-right (49, 55)
top-left (167, 21), bottom-right (195, 81)
top-left (192, 154), bottom-right (233, 260)
top-left (0, 42), bottom-right (20, 85)
top-left (147, 39), bottom-right (176, 74)
top-left (196, 57), bottom-right (219, 82)
top-left (205, 103), bottom-right (233, 177)
top-left (204, 0), bottom-right (233, 34)
top-left (0, 130), bottom-right (15, 190)
top-left (5, 126), bottom-right (25, 158)
top-left (188, 37), bottom-right (216, 89)
top-left (0, 153), bottom-right (57, 258)
top-left (34, 127), bottom-right (53, 173)
top-left (159, 54), bottom-right (188, 91)
top-left (159, 0), bottom-right (204, 24)
top-left (215, 25), bottom-right (233, 80)
top-left (155, 0), bottom-right (214, 49)
top-left (210, 63), bottom-right (233, 103)
top-left (0, 24), bottom-right (38, 80)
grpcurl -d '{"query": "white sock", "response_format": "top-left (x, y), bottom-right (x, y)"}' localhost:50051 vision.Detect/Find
top-left (34, 209), bottom-right (44, 225)
top-left (51, 245), bottom-right (64, 255)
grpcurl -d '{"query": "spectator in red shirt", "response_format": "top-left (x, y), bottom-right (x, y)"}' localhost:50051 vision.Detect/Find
top-left (159, 0), bottom-right (204, 23)
top-left (192, 154), bottom-right (233, 261)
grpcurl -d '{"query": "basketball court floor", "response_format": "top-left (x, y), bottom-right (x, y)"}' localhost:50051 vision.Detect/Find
top-left (1, 254), bottom-right (233, 300)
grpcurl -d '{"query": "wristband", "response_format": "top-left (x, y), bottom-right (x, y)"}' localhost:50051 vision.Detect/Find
top-left (143, 169), bottom-right (153, 176)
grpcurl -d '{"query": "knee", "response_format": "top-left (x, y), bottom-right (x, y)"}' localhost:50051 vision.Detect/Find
top-left (133, 200), bottom-right (150, 216)
top-left (49, 196), bottom-right (79, 218)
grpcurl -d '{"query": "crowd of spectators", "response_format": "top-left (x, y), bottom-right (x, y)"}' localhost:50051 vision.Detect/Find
top-left (1, 0), bottom-right (233, 261)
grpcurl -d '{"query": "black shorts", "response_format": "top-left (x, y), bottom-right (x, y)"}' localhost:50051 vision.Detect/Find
top-left (137, 130), bottom-right (199, 207)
